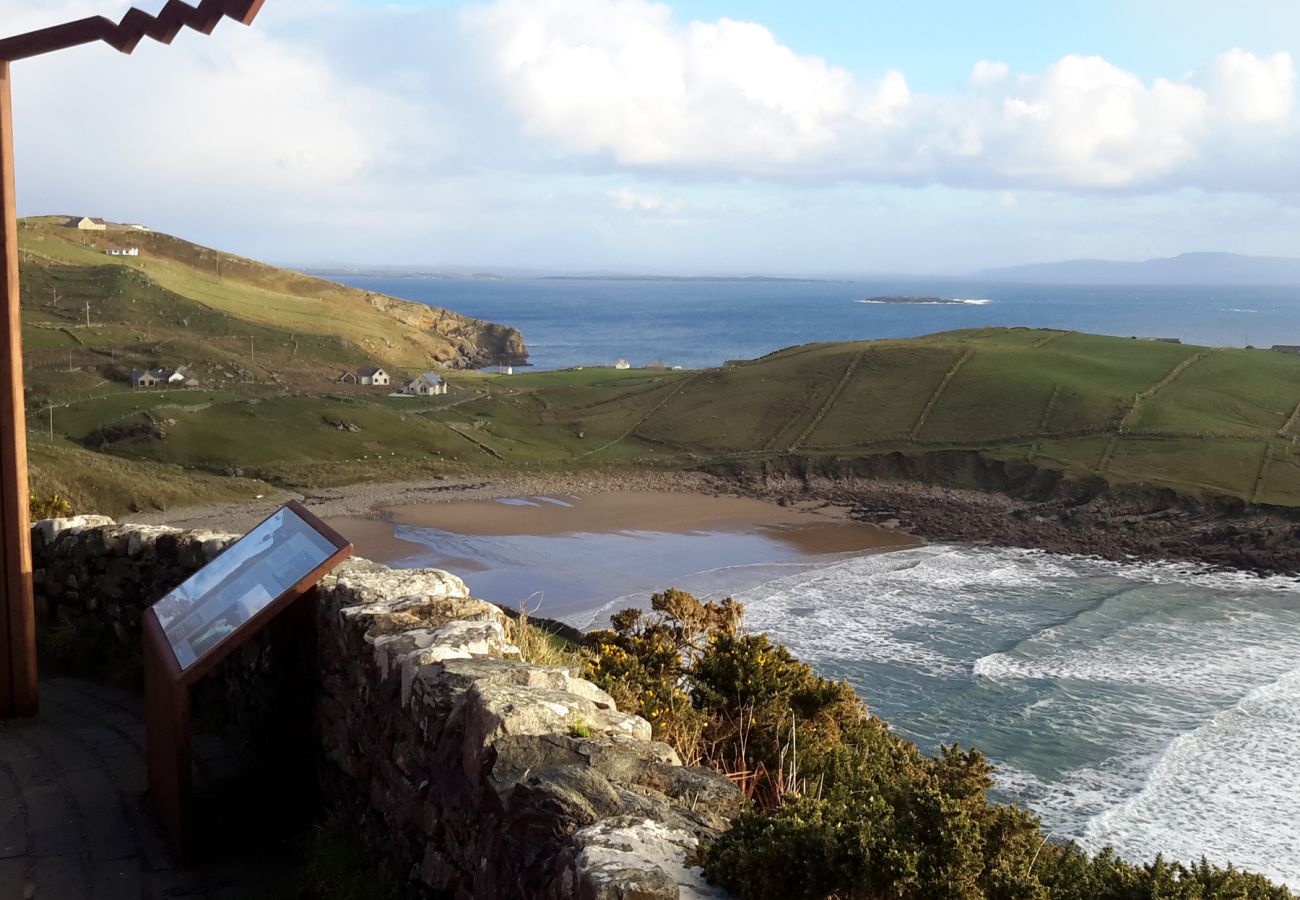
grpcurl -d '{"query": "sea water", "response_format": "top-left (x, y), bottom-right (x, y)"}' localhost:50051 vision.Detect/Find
top-left (329, 275), bottom-right (1300, 370)
top-left (388, 520), bottom-right (1300, 886)
top-left (731, 545), bottom-right (1300, 888)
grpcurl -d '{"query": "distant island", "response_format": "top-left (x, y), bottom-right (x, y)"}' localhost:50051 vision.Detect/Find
top-left (859, 295), bottom-right (991, 305)
top-left (538, 274), bottom-right (836, 283)
top-left (976, 251), bottom-right (1300, 285)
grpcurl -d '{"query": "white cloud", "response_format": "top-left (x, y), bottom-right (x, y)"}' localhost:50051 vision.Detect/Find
top-left (1199, 48), bottom-right (1295, 125)
top-left (463, 0), bottom-right (907, 173)
top-left (464, 0), bottom-right (1300, 191)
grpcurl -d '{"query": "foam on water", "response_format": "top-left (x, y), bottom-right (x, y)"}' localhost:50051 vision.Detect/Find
top-left (731, 543), bottom-right (1300, 887)
top-left (1082, 668), bottom-right (1300, 886)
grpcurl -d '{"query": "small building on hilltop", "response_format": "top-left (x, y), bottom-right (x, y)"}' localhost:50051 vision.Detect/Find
top-left (105, 247), bottom-right (140, 257)
top-left (402, 372), bottom-right (449, 397)
top-left (65, 216), bottom-right (107, 231)
top-left (358, 366), bottom-right (391, 387)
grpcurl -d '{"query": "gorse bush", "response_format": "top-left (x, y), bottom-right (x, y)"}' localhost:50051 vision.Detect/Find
top-left (583, 589), bottom-right (1295, 900)
top-left (29, 490), bottom-right (72, 520)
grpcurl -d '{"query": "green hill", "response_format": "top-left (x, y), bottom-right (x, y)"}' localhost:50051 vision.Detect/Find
top-left (25, 320), bottom-right (1300, 515)
top-left (17, 217), bottom-right (526, 397)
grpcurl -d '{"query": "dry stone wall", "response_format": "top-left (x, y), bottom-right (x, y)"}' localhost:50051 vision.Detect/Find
top-left (30, 517), bottom-right (739, 899)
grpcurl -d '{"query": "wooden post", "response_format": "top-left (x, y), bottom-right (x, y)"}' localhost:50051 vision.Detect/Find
top-left (0, 60), bottom-right (37, 719)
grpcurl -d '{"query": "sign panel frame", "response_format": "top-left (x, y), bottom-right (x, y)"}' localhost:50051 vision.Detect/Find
top-left (142, 500), bottom-right (351, 858)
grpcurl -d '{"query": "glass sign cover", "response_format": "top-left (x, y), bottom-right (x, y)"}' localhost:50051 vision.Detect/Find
top-left (151, 506), bottom-right (341, 670)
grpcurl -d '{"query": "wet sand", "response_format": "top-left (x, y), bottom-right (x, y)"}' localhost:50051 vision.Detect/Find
top-left (323, 491), bottom-right (918, 624)
top-left (129, 474), bottom-right (920, 625)
top-left (327, 491), bottom-right (915, 566)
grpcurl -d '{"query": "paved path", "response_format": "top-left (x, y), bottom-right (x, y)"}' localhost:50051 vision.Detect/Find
top-left (0, 679), bottom-right (285, 899)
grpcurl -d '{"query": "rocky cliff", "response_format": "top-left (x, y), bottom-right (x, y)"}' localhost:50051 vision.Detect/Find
top-left (365, 292), bottom-right (529, 368)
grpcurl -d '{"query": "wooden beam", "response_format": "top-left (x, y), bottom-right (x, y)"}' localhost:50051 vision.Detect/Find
top-left (0, 61), bottom-right (37, 718)
top-left (0, 1), bottom-right (266, 62)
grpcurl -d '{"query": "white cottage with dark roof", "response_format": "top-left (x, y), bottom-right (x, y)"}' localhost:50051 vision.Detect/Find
top-left (357, 366), bottom-right (391, 387)
top-left (403, 372), bottom-right (448, 396)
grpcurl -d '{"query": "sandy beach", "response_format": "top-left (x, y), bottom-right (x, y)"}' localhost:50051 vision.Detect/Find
top-left (131, 472), bottom-right (918, 560)
top-left (130, 472), bottom-right (919, 621)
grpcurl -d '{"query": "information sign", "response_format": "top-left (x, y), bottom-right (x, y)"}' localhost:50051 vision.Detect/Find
top-left (152, 504), bottom-right (346, 671)
top-left (142, 500), bottom-right (351, 859)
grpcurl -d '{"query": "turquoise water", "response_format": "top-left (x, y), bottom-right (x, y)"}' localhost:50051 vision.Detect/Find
top-left (331, 275), bottom-right (1300, 370)
top-left (388, 526), bottom-right (1300, 886)
top-left (735, 545), bottom-right (1300, 888)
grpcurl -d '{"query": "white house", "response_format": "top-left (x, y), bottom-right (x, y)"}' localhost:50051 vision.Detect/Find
top-left (159, 366), bottom-right (197, 386)
top-left (105, 247), bottom-right (140, 257)
top-left (403, 372), bottom-right (448, 396)
top-left (614, 359), bottom-right (631, 370)
top-left (131, 366), bottom-right (196, 388)
top-left (358, 366), bottom-right (391, 387)
top-left (65, 216), bottom-right (106, 231)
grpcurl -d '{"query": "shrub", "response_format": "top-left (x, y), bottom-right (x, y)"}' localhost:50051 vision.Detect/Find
top-left (583, 589), bottom-right (1296, 900)
top-left (29, 490), bottom-right (72, 520)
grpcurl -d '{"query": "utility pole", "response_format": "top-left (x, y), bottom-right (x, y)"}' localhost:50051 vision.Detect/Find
top-left (46, 404), bottom-right (51, 439)
top-left (250, 335), bottom-right (255, 363)
top-left (0, 0), bottom-right (267, 721)
top-left (84, 300), bottom-right (90, 328)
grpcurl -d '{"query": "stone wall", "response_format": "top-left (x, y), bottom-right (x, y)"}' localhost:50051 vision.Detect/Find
top-left (30, 517), bottom-right (740, 899)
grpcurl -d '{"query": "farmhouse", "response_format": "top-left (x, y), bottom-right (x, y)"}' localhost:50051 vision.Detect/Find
top-left (158, 366), bottom-right (197, 387)
top-left (402, 373), bottom-right (448, 397)
top-left (65, 216), bottom-right (107, 231)
top-left (105, 247), bottom-right (140, 257)
top-left (129, 366), bottom-right (196, 389)
top-left (615, 359), bottom-right (631, 370)
top-left (129, 370), bottom-right (160, 389)
top-left (357, 366), bottom-right (391, 387)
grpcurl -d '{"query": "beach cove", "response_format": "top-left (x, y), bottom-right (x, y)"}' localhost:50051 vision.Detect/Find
top-left (135, 475), bottom-right (1300, 888)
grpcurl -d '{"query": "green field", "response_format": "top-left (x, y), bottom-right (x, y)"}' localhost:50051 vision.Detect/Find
top-left (19, 221), bottom-right (1300, 516)
top-left (23, 321), bottom-right (1300, 515)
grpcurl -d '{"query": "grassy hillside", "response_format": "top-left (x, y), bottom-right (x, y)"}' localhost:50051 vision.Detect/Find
top-left (27, 324), bottom-right (1300, 515)
top-left (17, 217), bottom-right (526, 384)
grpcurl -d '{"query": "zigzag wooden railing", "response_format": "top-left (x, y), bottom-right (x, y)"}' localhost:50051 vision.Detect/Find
top-left (0, 0), bottom-right (265, 62)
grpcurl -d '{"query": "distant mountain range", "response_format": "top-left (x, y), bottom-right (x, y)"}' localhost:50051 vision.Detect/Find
top-left (975, 252), bottom-right (1300, 285)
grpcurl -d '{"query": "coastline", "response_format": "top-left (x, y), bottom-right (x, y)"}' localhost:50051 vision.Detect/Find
top-left (127, 464), bottom-right (1300, 577)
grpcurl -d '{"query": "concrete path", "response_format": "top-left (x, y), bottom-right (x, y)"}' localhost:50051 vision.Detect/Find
top-left (0, 679), bottom-right (286, 899)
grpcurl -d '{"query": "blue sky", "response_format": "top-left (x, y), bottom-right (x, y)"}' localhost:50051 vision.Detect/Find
top-left (8, 0), bottom-right (1300, 273)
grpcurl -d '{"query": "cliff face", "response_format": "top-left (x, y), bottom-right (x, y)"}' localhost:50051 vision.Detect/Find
top-left (365, 293), bottom-right (529, 369)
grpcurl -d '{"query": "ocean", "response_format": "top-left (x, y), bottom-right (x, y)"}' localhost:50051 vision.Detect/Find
top-left (330, 275), bottom-right (1300, 371)
top-left (734, 546), bottom-right (1300, 888)
top-left (334, 273), bottom-right (1300, 885)
top-left (383, 520), bottom-right (1300, 888)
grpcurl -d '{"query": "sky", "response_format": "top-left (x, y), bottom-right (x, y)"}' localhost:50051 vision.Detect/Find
top-left (7, 0), bottom-right (1300, 275)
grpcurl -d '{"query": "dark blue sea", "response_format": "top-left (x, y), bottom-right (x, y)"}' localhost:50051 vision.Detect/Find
top-left (329, 275), bottom-right (1300, 370)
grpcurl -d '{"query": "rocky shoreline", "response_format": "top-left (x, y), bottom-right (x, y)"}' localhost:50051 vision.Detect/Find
top-left (732, 465), bottom-right (1300, 576)
top-left (133, 462), bottom-right (1300, 577)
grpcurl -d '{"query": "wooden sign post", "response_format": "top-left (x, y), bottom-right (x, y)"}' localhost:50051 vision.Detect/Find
top-left (142, 500), bottom-right (350, 858)
top-left (0, 1), bottom-right (268, 721)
